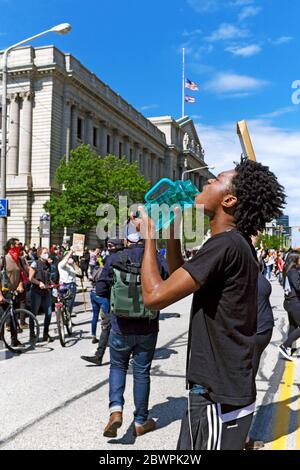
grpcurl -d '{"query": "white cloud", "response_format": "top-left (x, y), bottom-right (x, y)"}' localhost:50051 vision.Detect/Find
top-left (238, 6), bottom-right (262, 22)
top-left (271, 36), bottom-right (293, 45)
top-left (226, 44), bottom-right (261, 57)
top-left (193, 44), bottom-right (214, 60)
top-left (194, 119), bottom-right (300, 243)
top-left (259, 106), bottom-right (296, 119)
top-left (190, 62), bottom-right (215, 75)
top-left (186, 0), bottom-right (220, 13)
top-left (206, 23), bottom-right (249, 42)
top-left (204, 72), bottom-right (268, 94)
top-left (140, 104), bottom-right (159, 111)
top-left (182, 29), bottom-right (202, 37)
top-left (231, 0), bottom-right (255, 5)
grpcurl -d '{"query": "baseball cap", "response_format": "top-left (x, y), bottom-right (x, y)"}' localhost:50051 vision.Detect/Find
top-left (127, 233), bottom-right (142, 243)
top-left (107, 238), bottom-right (124, 249)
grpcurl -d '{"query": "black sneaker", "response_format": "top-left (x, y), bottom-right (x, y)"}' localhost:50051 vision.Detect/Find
top-left (30, 334), bottom-right (38, 343)
top-left (279, 344), bottom-right (294, 361)
top-left (81, 355), bottom-right (102, 366)
top-left (11, 339), bottom-right (24, 348)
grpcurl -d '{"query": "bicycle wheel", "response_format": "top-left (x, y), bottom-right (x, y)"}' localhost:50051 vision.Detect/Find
top-left (56, 307), bottom-right (66, 347)
top-left (1, 309), bottom-right (40, 354)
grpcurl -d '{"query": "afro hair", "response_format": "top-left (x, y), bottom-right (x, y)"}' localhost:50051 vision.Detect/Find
top-left (232, 159), bottom-right (286, 237)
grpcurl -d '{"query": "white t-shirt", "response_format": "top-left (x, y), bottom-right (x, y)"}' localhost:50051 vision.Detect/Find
top-left (58, 256), bottom-right (77, 284)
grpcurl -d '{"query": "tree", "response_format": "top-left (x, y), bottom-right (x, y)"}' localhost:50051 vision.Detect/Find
top-left (256, 232), bottom-right (286, 250)
top-left (45, 145), bottom-right (150, 233)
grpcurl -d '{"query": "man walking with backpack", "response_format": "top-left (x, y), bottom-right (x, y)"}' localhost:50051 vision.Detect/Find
top-left (99, 232), bottom-right (168, 438)
top-left (81, 238), bottom-right (124, 361)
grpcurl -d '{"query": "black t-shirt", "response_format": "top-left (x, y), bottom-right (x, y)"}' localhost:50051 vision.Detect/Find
top-left (285, 268), bottom-right (300, 304)
top-left (182, 229), bottom-right (258, 406)
top-left (257, 273), bottom-right (274, 333)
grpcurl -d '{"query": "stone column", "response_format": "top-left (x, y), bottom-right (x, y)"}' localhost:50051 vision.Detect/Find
top-left (85, 112), bottom-right (93, 146)
top-left (150, 153), bottom-right (156, 182)
top-left (70, 105), bottom-right (78, 149)
top-left (99, 122), bottom-right (106, 156)
top-left (139, 148), bottom-right (145, 175)
top-left (124, 137), bottom-right (130, 160)
top-left (7, 94), bottom-right (20, 176)
top-left (142, 149), bottom-right (148, 179)
top-left (61, 99), bottom-right (72, 158)
top-left (134, 143), bottom-right (140, 164)
top-left (158, 158), bottom-right (164, 180)
top-left (112, 130), bottom-right (118, 156)
top-left (18, 92), bottom-right (33, 175)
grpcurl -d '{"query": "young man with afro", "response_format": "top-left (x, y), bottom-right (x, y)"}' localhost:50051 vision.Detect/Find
top-left (135, 159), bottom-right (286, 450)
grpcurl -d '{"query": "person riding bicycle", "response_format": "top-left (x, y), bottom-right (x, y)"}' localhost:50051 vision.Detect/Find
top-left (29, 247), bottom-right (54, 343)
top-left (0, 238), bottom-right (25, 348)
top-left (58, 247), bottom-right (82, 318)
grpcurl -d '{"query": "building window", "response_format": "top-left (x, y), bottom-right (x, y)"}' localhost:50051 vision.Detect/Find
top-left (119, 142), bottom-right (123, 158)
top-left (77, 118), bottom-right (83, 140)
top-left (130, 148), bottom-right (133, 163)
top-left (107, 135), bottom-right (110, 154)
top-left (93, 127), bottom-right (98, 147)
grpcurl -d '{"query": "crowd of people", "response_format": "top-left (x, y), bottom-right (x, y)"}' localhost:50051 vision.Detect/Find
top-left (2, 159), bottom-right (300, 450)
top-left (0, 241), bottom-right (110, 346)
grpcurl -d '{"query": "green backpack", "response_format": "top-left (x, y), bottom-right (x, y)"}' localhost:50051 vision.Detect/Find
top-left (110, 252), bottom-right (158, 320)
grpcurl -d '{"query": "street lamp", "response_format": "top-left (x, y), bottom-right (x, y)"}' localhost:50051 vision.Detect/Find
top-left (0, 23), bottom-right (71, 255)
top-left (181, 165), bottom-right (216, 181)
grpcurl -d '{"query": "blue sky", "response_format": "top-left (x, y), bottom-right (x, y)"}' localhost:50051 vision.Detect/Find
top-left (1, 0), bottom-right (300, 245)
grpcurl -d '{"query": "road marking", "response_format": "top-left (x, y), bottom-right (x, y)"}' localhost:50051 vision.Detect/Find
top-left (296, 377), bottom-right (300, 450)
top-left (272, 361), bottom-right (295, 450)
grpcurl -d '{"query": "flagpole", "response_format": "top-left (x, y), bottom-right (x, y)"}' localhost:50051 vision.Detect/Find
top-left (182, 47), bottom-right (185, 118)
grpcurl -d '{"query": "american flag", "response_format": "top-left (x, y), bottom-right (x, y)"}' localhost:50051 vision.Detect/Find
top-left (185, 95), bottom-right (196, 103)
top-left (185, 78), bottom-right (199, 91)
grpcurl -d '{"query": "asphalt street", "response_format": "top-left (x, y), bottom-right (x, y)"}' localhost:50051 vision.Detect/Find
top-left (1, 278), bottom-right (299, 450)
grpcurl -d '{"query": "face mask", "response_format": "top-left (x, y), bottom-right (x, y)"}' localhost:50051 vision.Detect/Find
top-left (8, 246), bottom-right (21, 263)
top-left (41, 253), bottom-right (49, 261)
top-left (9, 246), bottom-right (21, 258)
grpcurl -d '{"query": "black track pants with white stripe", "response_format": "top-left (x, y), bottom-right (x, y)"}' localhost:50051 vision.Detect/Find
top-left (177, 393), bottom-right (254, 450)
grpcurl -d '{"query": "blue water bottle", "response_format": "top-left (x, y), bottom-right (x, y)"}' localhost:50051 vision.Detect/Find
top-left (143, 178), bottom-right (200, 231)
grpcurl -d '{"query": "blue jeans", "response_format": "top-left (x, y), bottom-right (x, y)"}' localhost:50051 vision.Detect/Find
top-left (265, 265), bottom-right (273, 280)
top-left (90, 291), bottom-right (110, 337)
top-left (108, 330), bottom-right (158, 425)
top-left (64, 282), bottom-right (77, 314)
top-left (30, 289), bottom-right (52, 336)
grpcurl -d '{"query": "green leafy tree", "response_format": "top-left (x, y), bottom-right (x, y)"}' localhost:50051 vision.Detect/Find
top-left (256, 232), bottom-right (287, 250)
top-left (45, 145), bottom-right (150, 233)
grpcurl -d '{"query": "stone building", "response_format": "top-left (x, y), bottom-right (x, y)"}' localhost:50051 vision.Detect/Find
top-left (0, 45), bottom-right (213, 245)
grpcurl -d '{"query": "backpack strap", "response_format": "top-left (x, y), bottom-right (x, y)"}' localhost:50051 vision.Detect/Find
top-left (112, 251), bottom-right (141, 275)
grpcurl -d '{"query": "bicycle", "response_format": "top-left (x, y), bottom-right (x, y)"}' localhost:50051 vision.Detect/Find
top-left (51, 284), bottom-right (73, 347)
top-left (0, 289), bottom-right (40, 354)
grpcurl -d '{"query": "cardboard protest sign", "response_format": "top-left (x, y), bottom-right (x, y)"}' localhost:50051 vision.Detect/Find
top-left (237, 120), bottom-right (257, 161)
top-left (72, 233), bottom-right (85, 257)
